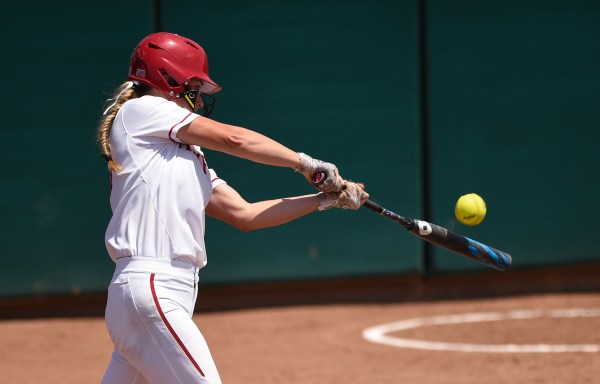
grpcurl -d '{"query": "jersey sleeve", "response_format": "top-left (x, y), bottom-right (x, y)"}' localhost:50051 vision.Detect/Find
top-left (209, 169), bottom-right (227, 190)
top-left (122, 97), bottom-right (198, 143)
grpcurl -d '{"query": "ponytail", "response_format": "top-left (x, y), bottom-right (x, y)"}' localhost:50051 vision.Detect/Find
top-left (96, 81), bottom-right (147, 172)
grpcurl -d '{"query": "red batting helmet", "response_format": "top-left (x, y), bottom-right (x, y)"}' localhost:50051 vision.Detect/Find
top-left (128, 32), bottom-right (221, 98)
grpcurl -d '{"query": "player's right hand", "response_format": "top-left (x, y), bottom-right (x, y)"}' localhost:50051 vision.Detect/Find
top-left (317, 181), bottom-right (369, 211)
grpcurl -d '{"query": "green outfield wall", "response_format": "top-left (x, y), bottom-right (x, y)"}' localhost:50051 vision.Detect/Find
top-left (0, 0), bottom-right (598, 298)
top-left (426, 0), bottom-right (600, 272)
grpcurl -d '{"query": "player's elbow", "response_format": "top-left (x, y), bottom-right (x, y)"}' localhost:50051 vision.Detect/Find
top-left (225, 208), bottom-right (261, 232)
top-left (237, 223), bottom-right (256, 232)
top-left (230, 220), bottom-right (261, 232)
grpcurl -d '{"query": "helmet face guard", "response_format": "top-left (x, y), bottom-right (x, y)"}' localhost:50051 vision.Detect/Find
top-left (177, 81), bottom-right (216, 117)
top-left (128, 32), bottom-right (221, 116)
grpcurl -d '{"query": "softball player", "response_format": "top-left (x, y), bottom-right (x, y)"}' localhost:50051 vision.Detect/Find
top-left (96, 32), bottom-right (368, 384)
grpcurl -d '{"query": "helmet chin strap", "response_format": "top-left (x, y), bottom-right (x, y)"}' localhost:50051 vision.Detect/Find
top-left (177, 82), bottom-right (216, 117)
top-left (181, 82), bottom-right (197, 110)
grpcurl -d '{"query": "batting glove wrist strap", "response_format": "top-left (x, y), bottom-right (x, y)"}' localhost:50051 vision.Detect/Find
top-left (317, 192), bottom-right (334, 211)
top-left (296, 152), bottom-right (344, 193)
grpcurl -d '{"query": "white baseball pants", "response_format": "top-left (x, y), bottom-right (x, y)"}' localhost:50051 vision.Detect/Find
top-left (101, 257), bottom-right (221, 384)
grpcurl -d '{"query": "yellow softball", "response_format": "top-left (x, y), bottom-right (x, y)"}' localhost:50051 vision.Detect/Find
top-left (455, 193), bottom-right (487, 226)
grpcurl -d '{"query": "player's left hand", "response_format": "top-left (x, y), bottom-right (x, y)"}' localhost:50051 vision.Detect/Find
top-left (318, 181), bottom-right (369, 211)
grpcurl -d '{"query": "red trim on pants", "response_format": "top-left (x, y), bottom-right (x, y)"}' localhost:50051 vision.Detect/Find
top-left (150, 273), bottom-right (205, 377)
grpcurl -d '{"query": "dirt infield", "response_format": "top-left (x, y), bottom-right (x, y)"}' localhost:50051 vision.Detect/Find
top-left (1, 292), bottom-right (599, 383)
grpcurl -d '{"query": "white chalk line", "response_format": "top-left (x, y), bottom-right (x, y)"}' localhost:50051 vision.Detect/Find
top-left (362, 308), bottom-right (600, 353)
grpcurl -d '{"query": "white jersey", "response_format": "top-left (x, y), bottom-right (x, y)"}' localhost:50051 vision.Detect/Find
top-left (105, 95), bottom-right (226, 267)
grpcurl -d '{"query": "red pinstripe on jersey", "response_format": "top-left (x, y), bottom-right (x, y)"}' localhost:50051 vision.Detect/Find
top-left (150, 273), bottom-right (205, 378)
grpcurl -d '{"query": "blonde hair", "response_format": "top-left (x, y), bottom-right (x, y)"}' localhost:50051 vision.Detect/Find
top-left (97, 81), bottom-right (147, 172)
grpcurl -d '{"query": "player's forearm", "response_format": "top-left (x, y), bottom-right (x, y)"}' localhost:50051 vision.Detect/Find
top-left (178, 117), bottom-right (301, 169)
top-left (238, 194), bottom-right (320, 231)
top-left (218, 126), bottom-right (301, 168)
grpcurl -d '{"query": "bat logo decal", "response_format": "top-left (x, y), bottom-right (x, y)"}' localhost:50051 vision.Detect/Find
top-left (312, 172), bottom-right (326, 184)
top-left (416, 220), bottom-right (432, 236)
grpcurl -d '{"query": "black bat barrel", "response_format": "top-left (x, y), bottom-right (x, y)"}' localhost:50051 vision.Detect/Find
top-left (408, 220), bottom-right (512, 271)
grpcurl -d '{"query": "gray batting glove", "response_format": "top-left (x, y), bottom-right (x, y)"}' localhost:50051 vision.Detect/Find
top-left (296, 152), bottom-right (344, 193)
top-left (318, 181), bottom-right (369, 211)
